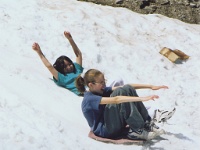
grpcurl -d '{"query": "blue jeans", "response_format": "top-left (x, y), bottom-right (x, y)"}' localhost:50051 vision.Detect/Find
top-left (103, 84), bottom-right (150, 138)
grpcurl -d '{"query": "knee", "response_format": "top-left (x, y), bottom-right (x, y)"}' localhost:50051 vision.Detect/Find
top-left (110, 87), bottom-right (127, 96)
top-left (122, 84), bottom-right (138, 96)
top-left (123, 84), bottom-right (134, 89)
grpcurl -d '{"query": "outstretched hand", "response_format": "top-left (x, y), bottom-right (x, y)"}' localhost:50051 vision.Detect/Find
top-left (64, 31), bottom-right (72, 39)
top-left (142, 95), bottom-right (159, 102)
top-left (152, 85), bottom-right (169, 90)
top-left (32, 42), bottom-right (41, 53)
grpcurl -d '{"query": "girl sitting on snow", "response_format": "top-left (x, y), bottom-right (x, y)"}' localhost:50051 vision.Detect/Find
top-left (75, 69), bottom-right (170, 140)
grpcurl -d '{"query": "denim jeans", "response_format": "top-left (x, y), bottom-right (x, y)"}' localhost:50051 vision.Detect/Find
top-left (103, 84), bottom-right (149, 138)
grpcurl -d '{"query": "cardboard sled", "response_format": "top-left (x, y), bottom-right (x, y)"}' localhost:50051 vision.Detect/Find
top-left (88, 131), bottom-right (144, 145)
top-left (159, 47), bottom-right (189, 63)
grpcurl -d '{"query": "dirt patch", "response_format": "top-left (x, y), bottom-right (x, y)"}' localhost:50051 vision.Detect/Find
top-left (78, 0), bottom-right (200, 24)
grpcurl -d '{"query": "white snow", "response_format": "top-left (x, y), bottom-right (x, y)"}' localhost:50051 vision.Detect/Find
top-left (0, 0), bottom-right (200, 149)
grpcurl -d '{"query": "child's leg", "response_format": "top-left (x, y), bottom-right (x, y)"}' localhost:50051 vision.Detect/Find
top-left (119, 84), bottom-right (150, 121)
top-left (103, 85), bottom-right (149, 138)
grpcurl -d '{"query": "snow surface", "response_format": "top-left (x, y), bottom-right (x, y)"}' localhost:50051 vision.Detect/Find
top-left (0, 0), bottom-right (200, 149)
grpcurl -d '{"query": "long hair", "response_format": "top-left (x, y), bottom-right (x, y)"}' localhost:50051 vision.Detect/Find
top-left (75, 69), bottom-right (103, 94)
top-left (53, 55), bottom-right (75, 75)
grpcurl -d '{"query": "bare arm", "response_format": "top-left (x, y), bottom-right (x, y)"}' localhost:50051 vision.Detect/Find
top-left (129, 84), bottom-right (168, 90)
top-left (32, 42), bottom-right (58, 80)
top-left (100, 95), bottom-right (159, 105)
top-left (64, 31), bottom-right (82, 66)
top-left (111, 84), bottom-right (168, 91)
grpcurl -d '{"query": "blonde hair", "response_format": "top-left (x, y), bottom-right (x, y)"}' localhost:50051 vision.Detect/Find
top-left (75, 69), bottom-right (103, 94)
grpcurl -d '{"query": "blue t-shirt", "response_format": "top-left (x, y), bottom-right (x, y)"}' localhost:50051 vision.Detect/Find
top-left (53, 63), bottom-right (83, 95)
top-left (81, 87), bottom-right (112, 137)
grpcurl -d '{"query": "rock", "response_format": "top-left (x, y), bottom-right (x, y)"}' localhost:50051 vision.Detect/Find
top-left (78, 0), bottom-right (200, 24)
top-left (115, 0), bottom-right (123, 4)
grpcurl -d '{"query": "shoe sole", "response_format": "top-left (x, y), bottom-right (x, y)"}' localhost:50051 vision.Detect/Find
top-left (153, 108), bottom-right (176, 123)
top-left (162, 108), bottom-right (176, 122)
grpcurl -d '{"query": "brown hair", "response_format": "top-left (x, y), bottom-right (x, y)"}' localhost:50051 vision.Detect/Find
top-left (75, 69), bottom-right (103, 94)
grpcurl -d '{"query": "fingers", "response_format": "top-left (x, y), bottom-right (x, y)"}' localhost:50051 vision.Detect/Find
top-left (32, 42), bottom-right (36, 49)
top-left (153, 95), bottom-right (159, 99)
top-left (64, 31), bottom-right (69, 35)
top-left (162, 85), bottom-right (169, 89)
top-left (151, 95), bottom-right (159, 101)
top-left (64, 31), bottom-right (72, 38)
top-left (32, 42), bottom-right (40, 50)
top-left (32, 42), bottom-right (37, 48)
top-left (158, 85), bottom-right (168, 89)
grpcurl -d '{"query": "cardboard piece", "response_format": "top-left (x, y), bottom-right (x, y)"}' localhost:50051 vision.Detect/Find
top-left (159, 47), bottom-right (189, 63)
top-left (88, 131), bottom-right (144, 145)
top-left (173, 49), bottom-right (190, 60)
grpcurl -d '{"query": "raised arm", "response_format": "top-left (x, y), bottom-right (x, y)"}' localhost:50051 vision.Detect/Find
top-left (100, 95), bottom-right (159, 105)
top-left (64, 31), bottom-right (82, 66)
top-left (32, 42), bottom-right (58, 80)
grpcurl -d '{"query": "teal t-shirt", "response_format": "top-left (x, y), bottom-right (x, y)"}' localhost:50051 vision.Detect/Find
top-left (53, 63), bottom-right (84, 95)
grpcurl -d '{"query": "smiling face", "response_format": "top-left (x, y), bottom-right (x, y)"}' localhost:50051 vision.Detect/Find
top-left (53, 56), bottom-right (75, 75)
top-left (63, 60), bottom-right (74, 74)
top-left (89, 74), bottom-right (106, 95)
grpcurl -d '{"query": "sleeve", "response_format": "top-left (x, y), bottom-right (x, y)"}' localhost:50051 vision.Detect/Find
top-left (53, 72), bottom-right (66, 86)
top-left (103, 87), bottom-right (112, 97)
top-left (88, 94), bottom-right (102, 110)
top-left (74, 63), bottom-right (84, 74)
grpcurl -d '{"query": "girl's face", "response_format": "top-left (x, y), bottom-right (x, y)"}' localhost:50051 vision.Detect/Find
top-left (89, 74), bottom-right (106, 95)
top-left (63, 60), bottom-right (74, 74)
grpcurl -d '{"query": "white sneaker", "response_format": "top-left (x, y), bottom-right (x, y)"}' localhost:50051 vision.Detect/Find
top-left (151, 123), bottom-right (165, 135)
top-left (127, 128), bottom-right (158, 140)
top-left (144, 121), bottom-right (165, 135)
top-left (153, 108), bottom-right (176, 123)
